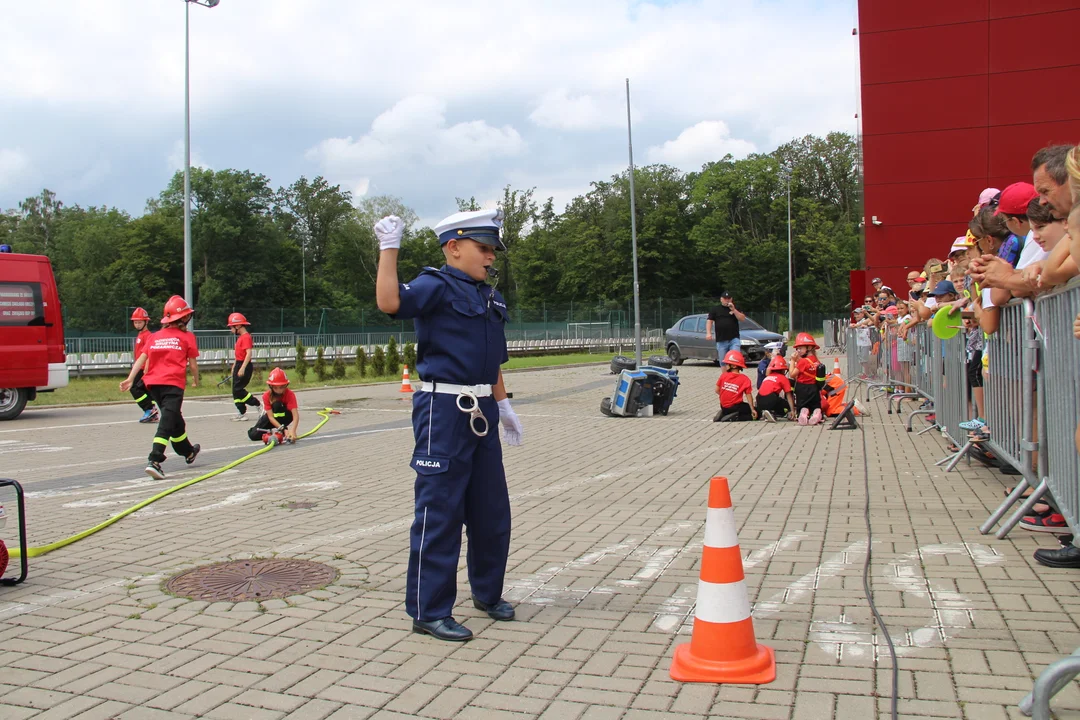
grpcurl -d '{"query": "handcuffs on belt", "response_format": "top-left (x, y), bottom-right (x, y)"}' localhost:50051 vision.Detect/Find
top-left (456, 390), bottom-right (489, 437)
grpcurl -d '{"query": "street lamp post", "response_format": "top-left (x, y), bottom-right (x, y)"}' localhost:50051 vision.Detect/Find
top-left (786, 171), bottom-right (793, 337)
top-left (183, 0), bottom-right (219, 327)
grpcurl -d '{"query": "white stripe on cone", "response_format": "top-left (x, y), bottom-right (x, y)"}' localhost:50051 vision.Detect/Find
top-left (694, 579), bottom-right (753, 624)
top-left (704, 507), bottom-right (739, 548)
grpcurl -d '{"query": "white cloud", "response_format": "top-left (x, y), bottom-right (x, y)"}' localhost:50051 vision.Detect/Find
top-left (305, 95), bottom-right (523, 188)
top-left (167, 140), bottom-right (212, 173)
top-left (529, 89), bottom-right (632, 131)
top-left (646, 121), bottom-right (757, 170)
top-left (0, 149), bottom-right (30, 190)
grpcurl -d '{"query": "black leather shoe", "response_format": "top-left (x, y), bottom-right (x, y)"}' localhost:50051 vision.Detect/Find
top-left (1034, 544), bottom-right (1080, 569)
top-left (472, 596), bottom-right (515, 621)
top-left (411, 617), bottom-right (473, 641)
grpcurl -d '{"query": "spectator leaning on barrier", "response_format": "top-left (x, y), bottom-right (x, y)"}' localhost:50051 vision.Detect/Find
top-left (1032, 144), bottom-right (1074, 220)
top-left (705, 291), bottom-right (745, 359)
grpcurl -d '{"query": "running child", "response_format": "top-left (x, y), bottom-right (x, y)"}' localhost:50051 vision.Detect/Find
top-left (248, 367), bottom-right (300, 444)
top-left (128, 307), bottom-right (158, 423)
top-left (227, 313), bottom-right (262, 421)
top-left (789, 332), bottom-right (824, 425)
top-left (756, 355), bottom-right (795, 422)
top-left (714, 350), bottom-right (757, 422)
top-left (120, 295), bottom-right (201, 479)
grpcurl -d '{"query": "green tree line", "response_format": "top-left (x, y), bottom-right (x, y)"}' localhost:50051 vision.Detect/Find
top-left (0, 132), bottom-right (860, 333)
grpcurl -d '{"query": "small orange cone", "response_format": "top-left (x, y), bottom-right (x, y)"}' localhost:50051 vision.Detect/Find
top-left (669, 476), bottom-right (775, 684)
top-left (400, 364), bottom-right (413, 393)
top-left (833, 357), bottom-right (842, 376)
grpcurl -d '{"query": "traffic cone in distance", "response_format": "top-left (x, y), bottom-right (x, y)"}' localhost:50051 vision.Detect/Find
top-left (669, 476), bottom-right (775, 684)
top-left (833, 357), bottom-right (842, 376)
top-left (400, 364), bottom-right (414, 393)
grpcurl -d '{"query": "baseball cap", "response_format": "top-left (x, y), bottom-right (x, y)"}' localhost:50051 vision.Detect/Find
top-left (931, 280), bottom-right (957, 296)
top-left (883, 306), bottom-right (899, 316)
top-left (973, 187), bottom-right (1000, 212)
top-left (948, 236), bottom-right (973, 255)
top-left (720, 290), bottom-right (732, 298)
top-left (994, 182), bottom-right (1039, 216)
top-left (871, 277), bottom-right (882, 284)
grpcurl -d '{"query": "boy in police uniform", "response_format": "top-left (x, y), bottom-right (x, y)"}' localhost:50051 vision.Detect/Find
top-left (375, 208), bottom-right (524, 642)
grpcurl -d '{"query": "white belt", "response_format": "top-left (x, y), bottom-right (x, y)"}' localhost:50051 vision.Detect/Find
top-left (420, 382), bottom-right (493, 398)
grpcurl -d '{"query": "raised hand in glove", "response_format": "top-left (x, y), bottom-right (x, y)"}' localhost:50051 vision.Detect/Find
top-left (497, 398), bottom-right (524, 446)
top-left (374, 215), bottom-right (404, 251)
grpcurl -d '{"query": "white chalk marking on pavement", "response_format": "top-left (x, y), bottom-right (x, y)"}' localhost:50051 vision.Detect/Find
top-left (0, 412), bottom-right (238, 434)
top-left (135, 480), bottom-right (340, 516)
top-left (0, 439), bottom-right (72, 454)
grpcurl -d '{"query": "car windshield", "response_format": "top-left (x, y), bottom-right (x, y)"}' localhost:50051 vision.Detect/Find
top-left (739, 318), bottom-right (765, 332)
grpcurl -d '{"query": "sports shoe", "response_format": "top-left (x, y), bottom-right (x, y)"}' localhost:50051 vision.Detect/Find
top-left (798, 408), bottom-right (809, 426)
top-left (1020, 512), bottom-right (1069, 533)
top-left (145, 462), bottom-right (165, 480)
top-left (761, 410), bottom-right (776, 423)
top-left (185, 444), bottom-right (200, 465)
top-left (958, 417), bottom-right (986, 431)
top-left (809, 409), bottom-right (823, 425)
top-left (232, 412), bottom-right (250, 422)
top-left (139, 408), bottom-right (156, 423)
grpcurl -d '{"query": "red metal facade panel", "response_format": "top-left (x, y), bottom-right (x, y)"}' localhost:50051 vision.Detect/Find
top-left (988, 66), bottom-right (1080, 126)
top-left (862, 77), bottom-right (989, 136)
top-left (989, 11), bottom-right (1080, 72)
top-left (857, 0), bottom-right (1080, 301)
top-left (862, 129), bottom-right (987, 185)
top-left (859, 23), bottom-right (987, 85)
top-left (859, 0), bottom-right (987, 33)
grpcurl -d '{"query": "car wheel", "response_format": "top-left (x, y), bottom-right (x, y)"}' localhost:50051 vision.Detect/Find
top-left (600, 397), bottom-right (616, 416)
top-left (0, 388), bottom-right (29, 421)
top-left (666, 345), bottom-right (684, 366)
top-left (647, 354), bottom-right (673, 369)
top-left (610, 355), bottom-right (636, 374)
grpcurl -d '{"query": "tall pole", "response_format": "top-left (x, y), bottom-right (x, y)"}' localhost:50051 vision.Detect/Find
top-left (787, 172), bottom-right (793, 337)
top-left (183, 1), bottom-right (193, 326)
top-left (625, 79), bottom-right (642, 368)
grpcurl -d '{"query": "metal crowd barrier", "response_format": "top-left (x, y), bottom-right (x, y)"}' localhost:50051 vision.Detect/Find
top-left (933, 332), bottom-right (971, 470)
top-left (822, 319), bottom-right (846, 354)
top-left (978, 299), bottom-right (1039, 538)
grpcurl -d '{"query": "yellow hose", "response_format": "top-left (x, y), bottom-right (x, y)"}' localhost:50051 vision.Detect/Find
top-left (10, 408), bottom-right (338, 559)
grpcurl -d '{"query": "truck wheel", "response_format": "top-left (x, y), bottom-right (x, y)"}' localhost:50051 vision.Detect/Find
top-left (647, 354), bottom-right (674, 369)
top-left (666, 345), bottom-right (684, 366)
top-left (610, 355), bottom-right (636, 374)
top-left (600, 397), bottom-right (616, 417)
top-left (0, 388), bottom-right (28, 421)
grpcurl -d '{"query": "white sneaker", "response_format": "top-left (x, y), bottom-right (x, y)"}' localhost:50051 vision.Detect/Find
top-left (232, 412), bottom-right (250, 422)
top-left (761, 410), bottom-right (775, 423)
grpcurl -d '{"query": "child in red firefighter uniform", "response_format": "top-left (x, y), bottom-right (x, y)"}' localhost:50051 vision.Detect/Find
top-left (756, 355), bottom-right (795, 422)
top-left (248, 367), bottom-right (300, 444)
top-left (789, 333), bottom-right (826, 426)
top-left (714, 350), bottom-right (757, 422)
top-left (228, 313), bottom-right (262, 420)
top-left (128, 307), bottom-right (159, 423)
top-left (120, 295), bottom-right (201, 479)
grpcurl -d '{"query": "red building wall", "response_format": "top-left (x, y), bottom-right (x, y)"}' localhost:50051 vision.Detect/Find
top-left (857, 0), bottom-right (1080, 302)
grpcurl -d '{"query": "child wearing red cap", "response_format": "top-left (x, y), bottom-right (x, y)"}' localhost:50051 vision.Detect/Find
top-left (714, 350), bottom-right (757, 422)
top-left (789, 333), bottom-right (824, 425)
top-left (756, 355), bottom-right (794, 422)
top-left (249, 367), bottom-right (300, 444)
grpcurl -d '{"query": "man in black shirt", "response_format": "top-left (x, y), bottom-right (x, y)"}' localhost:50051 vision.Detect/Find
top-left (705, 291), bottom-right (746, 360)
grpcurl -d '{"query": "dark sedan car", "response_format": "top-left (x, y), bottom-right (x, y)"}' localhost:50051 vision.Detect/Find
top-left (664, 314), bottom-right (784, 365)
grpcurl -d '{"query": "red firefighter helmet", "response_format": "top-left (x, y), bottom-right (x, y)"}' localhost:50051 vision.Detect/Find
top-left (130, 307), bottom-right (150, 322)
top-left (267, 367), bottom-right (289, 387)
top-left (768, 355), bottom-right (788, 373)
top-left (722, 350), bottom-right (746, 368)
top-left (160, 295), bottom-right (194, 325)
top-left (227, 312), bottom-right (250, 327)
top-left (794, 332), bottom-right (818, 349)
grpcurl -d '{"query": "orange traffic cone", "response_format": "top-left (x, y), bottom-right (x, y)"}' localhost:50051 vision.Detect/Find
top-left (400, 365), bottom-right (413, 393)
top-left (832, 357), bottom-right (842, 376)
top-left (669, 476), bottom-right (775, 684)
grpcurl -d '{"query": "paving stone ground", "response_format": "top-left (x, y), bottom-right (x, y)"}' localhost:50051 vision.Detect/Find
top-left (1, 359), bottom-right (1079, 719)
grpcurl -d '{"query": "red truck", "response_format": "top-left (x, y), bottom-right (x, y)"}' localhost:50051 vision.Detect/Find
top-left (0, 252), bottom-right (69, 420)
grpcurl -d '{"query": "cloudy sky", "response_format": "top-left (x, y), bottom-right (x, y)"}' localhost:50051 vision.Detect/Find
top-left (1, 0), bottom-right (858, 226)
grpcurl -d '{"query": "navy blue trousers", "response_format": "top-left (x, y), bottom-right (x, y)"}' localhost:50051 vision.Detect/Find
top-left (406, 391), bottom-right (511, 621)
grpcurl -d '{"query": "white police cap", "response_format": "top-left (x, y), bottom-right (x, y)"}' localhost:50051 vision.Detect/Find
top-left (433, 208), bottom-right (505, 250)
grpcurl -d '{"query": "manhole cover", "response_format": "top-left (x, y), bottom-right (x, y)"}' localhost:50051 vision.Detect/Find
top-left (164, 559), bottom-right (338, 602)
top-left (282, 501), bottom-right (317, 510)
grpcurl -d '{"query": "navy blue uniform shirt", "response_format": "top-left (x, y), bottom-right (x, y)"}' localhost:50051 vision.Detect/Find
top-left (392, 265), bottom-right (509, 385)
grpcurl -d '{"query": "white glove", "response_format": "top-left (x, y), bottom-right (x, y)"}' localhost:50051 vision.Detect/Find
top-left (497, 398), bottom-right (523, 446)
top-left (374, 215), bottom-right (404, 250)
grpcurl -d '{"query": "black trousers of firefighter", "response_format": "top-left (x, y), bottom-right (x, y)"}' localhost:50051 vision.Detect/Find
top-left (146, 385), bottom-right (196, 463)
top-left (247, 403), bottom-right (293, 441)
top-left (128, 369), bottom-right (154, 412)
top-left (232, 361), bottom-right (261, 415)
